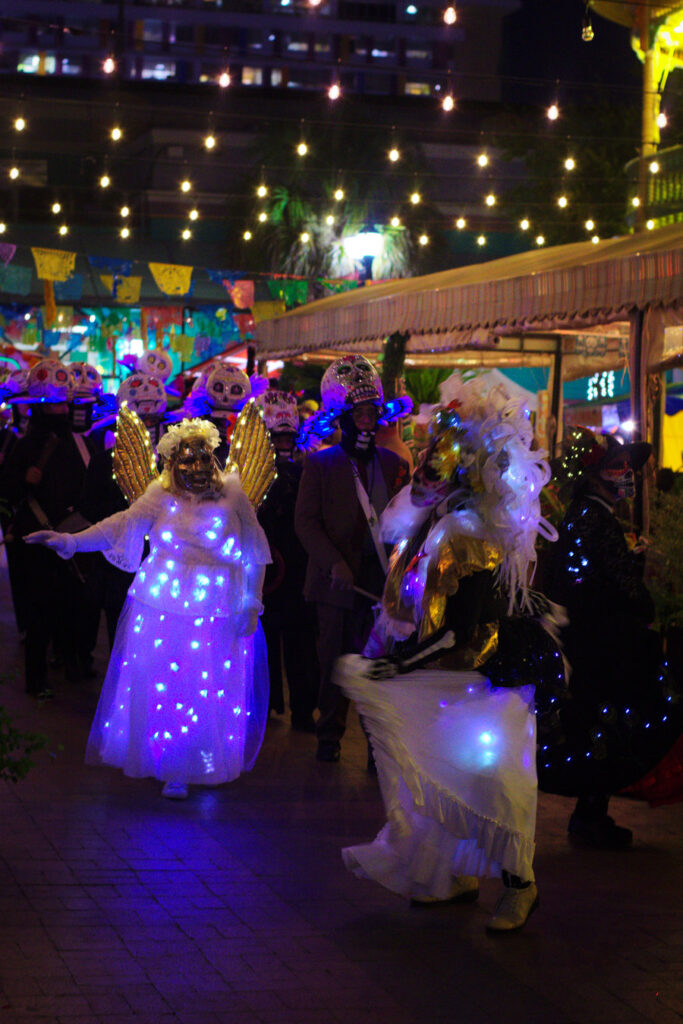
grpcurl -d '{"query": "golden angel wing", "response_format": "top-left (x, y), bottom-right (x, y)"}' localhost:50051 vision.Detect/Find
top-left (112, 402), bottom-right (160, 504)
top-left (226, 398), bottom-right (277, 509)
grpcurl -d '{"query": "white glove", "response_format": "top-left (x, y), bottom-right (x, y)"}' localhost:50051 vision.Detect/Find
top-left (24, 530), bottom-right (77, 560)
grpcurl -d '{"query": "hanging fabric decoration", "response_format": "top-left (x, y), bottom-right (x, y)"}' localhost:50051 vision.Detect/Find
top-left (234, 312), bottom-right (255, 338)
top-left (148, 262), bottom-right (193, 296)
top-left (140, 307), bottom-right (148, 344)
top-left (43, 280), bottom-right (57, 328)
top-left (88, 255), bottom-right (133, 277)
top-left (31, 247), bottom-right (77, 282)
top-left (54, 274), bottom-right (84, 302)
top-left (253, 299), bottom-right (285, 323)
top-left (0, 243), bottom-right (17, 267)
top-left (223, 279), bottom-right (254, 310)
top-left (0, 265), bottom-right (32, 295)
top-left (142, 307), bottom-right (183, 329)
top-left (267, 279), bottom-right (308, 308)
top-left (100, 275), bottom-right (142, 304)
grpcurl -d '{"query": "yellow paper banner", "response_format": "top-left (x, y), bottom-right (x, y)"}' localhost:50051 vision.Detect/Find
top-left (253, 299), bottom-right (286, 323)
top-left (100, 275), bottom-right (143, 304)
top-left (148, 262), bottom-right (193, 296)
top-left (31, 247), bottom-right (77, 283)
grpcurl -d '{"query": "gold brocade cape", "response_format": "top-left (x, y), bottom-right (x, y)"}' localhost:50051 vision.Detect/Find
top-left (383, 524), bottom-right (503, 671)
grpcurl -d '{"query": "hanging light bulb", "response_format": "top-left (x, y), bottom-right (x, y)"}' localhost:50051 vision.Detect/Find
top-left (581, 8), bottom-right (594, 41)
top-left (649, 160), bottom-right (660, 174)
top-left (485, 193), bottom-right (496, 207)
top-left (180, 179), bottom-right (192, 193)
top-left (119, 205), bottom-right (129, 218)
top-left (257, 184), bottom-right (268, 198)
top-left (455, 216), bottom-right (466, 230)
top-left (99, 173), bottom-right (111, 188)
top-left (334, 187), bottom-right (345, 201)
top-left (477, 153), bottom-right (489, 168)
top-left (181, 227), bottom-right (192, 240)
top-left (243, 230), bottom-right (252, 241)
top-left (9, 167), bottom-right (19, 180)
top-left (14, 117), bottom-right (26, 132)
top-left (547, 103), bottom-right (559, 121)
top-left (591, 235), bottom-right (600, 244)
top-left (328, 82), bottom-right (341, 101)
top-left (441, 94), bottom-right (455, 112)
top-left (657, 111), bottom-right (667, 129)
top-left (218, 70), bottom-right (231, 88)
top-left (410, 191), bottom-right (421, 205)
top-left (564, 157), bottom-right (576, 171)
top-left (296, 141), bottom-right (308, 156)
top-left (110, 125), bottom-right (123, 141)
top-left (418, 233), bottom-right (429, 246)
top-left (102, 56), bottom-right (116, 75)
top-left (519, 218), bottom-right (530, 231)
top-left (535, 234), bottom-right (545, 246)
top-left (258, 211), bottom-right (268, 223)
top-left (59, 224), bottom-right (69, 236)
top-left (204, 134), bottom-right (216, 150)
top-left (443, 5), bottom-right (457, 24)
top-left (189, 208), bottom-right (199, 221)
top-left (476, 234), bottom-right (486, 246)
top-left (631, 196), bottom-right (641, 208)
top-left (0, 223), bottom-right (7, 235)
top-left (646, 219), bottom-right (655, 230)
top-left (390, 215), bottom-right (401, 227)
top-left (300, 231), bottom-right (310, 243)
top-left (584, 219), bottom-right (595, 231)
top-left (51, 201), bottom-right (62, 215)
top-left (557, 195), bottom-right (568, 208)
top-left (388, 147), bottom-right (400, 163)
top-left (325, 214), bottom-right (335, 226)
top-left (120, 226), bottom-right (130, 239)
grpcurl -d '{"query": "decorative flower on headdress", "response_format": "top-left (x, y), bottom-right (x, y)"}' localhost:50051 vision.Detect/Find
top-left (157, 418), bottom-right (221, 462)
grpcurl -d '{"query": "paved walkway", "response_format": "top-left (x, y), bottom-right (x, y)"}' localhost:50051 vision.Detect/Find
top-left (0, 566), bottom-right (681, 1024)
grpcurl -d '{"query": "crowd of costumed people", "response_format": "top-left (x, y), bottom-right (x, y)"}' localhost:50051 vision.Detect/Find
top-left (0, 347), bottom-right (680, 933)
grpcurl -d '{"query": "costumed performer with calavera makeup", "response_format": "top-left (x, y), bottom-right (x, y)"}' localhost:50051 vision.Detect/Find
top-left (25, 403), bottom-right (275, 800)
top-left (334, 371), bottom-right (565, 933)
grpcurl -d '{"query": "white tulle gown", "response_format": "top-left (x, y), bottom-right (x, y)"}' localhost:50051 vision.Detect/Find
top-left (84, 475), bottom-right (271, 786)
top-left (337, 657), bottom-right (537, 898)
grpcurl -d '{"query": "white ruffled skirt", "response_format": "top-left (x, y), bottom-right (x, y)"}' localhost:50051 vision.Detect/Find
top-left (86, 595), bottom-right (269, 786)
top-left (336, 656), bottom-right (537, 898)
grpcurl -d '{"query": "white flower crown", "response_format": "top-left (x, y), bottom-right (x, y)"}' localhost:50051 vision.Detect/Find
top-left (156, 418), bottom-right (221, 462)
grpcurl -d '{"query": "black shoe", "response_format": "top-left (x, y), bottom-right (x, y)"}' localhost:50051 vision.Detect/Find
top-left (291, 714), bottom-right (316, 733)
top-left (568, 813), bottom-right (633, 849)
top-left (317, 740), bottom-right (341, 762)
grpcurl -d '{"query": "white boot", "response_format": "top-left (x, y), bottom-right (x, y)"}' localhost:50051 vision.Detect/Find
top-left (486, 882), bottom-right (539, 932)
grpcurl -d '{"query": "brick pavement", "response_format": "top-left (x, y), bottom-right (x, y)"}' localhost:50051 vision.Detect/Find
top-left (0, 564), bottom-right (681, 1024)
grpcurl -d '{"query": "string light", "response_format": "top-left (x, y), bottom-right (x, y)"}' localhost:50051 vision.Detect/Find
top-left (218, 70), bottom-right (231, 88)
top-left (441, 94), bottom-right (455, 112)
top-left (520, 218), bottom-right (530, 231)
top-left (110, 125), bottom-right (123, 141)
top-left (547, 103), bottom-right (559, 121)
top-left (557, 195), bottom-right (568, 208)
top-left (564, 157), bottom-right (576, 171)
top-left (9, 167), bottom-right (19, 180)
top-left (334, 187), bottom-right (345, 201)
top-left (325, 214), bottom-right (335, 225)
top-left (120, 226), bottom-right (130, 239)
top-left (256, 184), bottom-right (268, 198)
top-left (388, 147), bottom-right (400, 163)
top-left (300, 231), bottom-right (310, 243)
top-left (410, 191), bottom-right (421, 205)
top-left (51, 201), bottom-right (61, 215)
top-left (102, 56), bottom-right (116, 75)
top-left (584, 219), bottom-right (595, 231)
top-left (0, 223), bottom-right (6, 234)
top-left (180, 179), bottom-right (192, 193)
top-left (204, 134), bottom-right (216, 150)
top-left (243, 230), bottom-right (252, 240)
top-left (14, 117), bottom-right (26, 132)
top-left (390, 215), bottom-right (401, 227)
top-left (536, 234), bottom-right (545, 246)
top-left (181, 227), bottom-right (192, 240)
top-left (418, 233), bottom-right (429, 246)
top-left (657, 111), bottom-right (667, 129)
top-left (476, 235), bottom-right (486, 246)
top-left (477, 153), bottom-right (489, 168)
top-left (485, 193), bottom-right (496, 207)
top-left (443, 6), bottom-right (457, 24)
top-left (189, 208), bottom-right (199, 221)
top-left (99, 174), bottom-right (111, 188)
top-left (258, 211), bottom-right (268, 223)
top-left (120, 205), bottom-right (130, 218)
top-left (328, 82), bottom-right (341, 101)
top-left (296, 141), bottom-right (308, 156)
top-left (59, 224), bottom-right (69, 236)
top-left (646, 219), bottom-right (655, 230)
top-left (631, 196), bottom-right (640, 208)
top-left (649, 160), bottom-right (660, 174)
top-left (455, 217), bottom-right (466, 229)
top-left (591, 235), bottom-right (600, 244)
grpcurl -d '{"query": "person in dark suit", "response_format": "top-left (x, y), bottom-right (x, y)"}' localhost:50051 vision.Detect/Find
top-left (295, 356), bottom-right (409, 762)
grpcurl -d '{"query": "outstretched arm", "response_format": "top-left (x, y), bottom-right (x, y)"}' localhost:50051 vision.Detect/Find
top-left (24, 523), bottom-right (110, 559)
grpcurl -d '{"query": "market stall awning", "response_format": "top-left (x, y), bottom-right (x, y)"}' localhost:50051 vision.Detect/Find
top-left (254, 224), bottom-right (683, 360)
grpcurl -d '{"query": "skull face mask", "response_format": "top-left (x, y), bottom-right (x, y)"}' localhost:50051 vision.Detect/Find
top-left (170, 436), bottom-right (221, 496)
top-left (600, 460), bottom-right (635, 500)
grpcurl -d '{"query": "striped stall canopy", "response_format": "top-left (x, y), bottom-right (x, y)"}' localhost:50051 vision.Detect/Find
top-left (253, 223), bottom-right (683, 360)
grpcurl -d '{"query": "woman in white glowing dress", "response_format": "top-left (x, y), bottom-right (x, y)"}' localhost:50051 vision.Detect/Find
top-left (25, 413), bottom-right (273, 799)
top-left (336, 373), bottom-right (563, 932)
